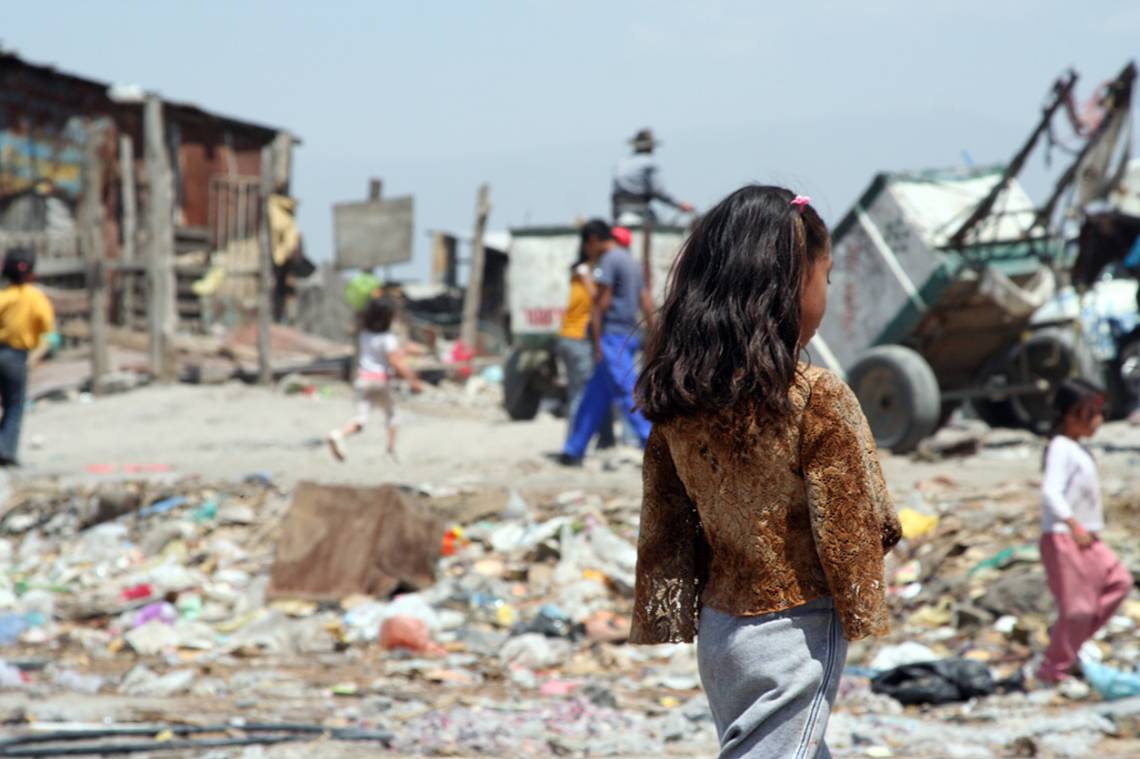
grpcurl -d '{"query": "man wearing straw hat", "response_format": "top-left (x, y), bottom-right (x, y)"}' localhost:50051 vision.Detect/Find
top-left (611, 128), bottom-right (693, 226)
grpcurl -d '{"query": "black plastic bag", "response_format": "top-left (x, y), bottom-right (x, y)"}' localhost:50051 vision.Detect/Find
top-left (871, 658), bottom-right (996, 705)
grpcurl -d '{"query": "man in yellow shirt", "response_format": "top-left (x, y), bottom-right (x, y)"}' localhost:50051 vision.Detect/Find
top-left (0, 248), bottom-right (55, 466)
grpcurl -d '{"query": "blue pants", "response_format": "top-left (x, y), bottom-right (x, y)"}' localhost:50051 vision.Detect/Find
top-left (0, 345), bottom-right (28, 463)
top-left (562, 332), bottom-right (651, 458)
top-left (556, 337), bottom-right (615, 448)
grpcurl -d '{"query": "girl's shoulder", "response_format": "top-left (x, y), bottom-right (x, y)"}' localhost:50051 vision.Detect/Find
top-left (798, 365), bottom-right (858, 416)
top-left (1045, 434), bottom-right (1096, 466)
top-left (1046, 434), bottom-right (1081, 456)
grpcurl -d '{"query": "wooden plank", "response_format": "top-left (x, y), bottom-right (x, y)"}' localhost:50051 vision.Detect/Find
top-left (80, 124), bottom-right (110, 392)
top-left (119, 134), bottom-right (138, 328)
top-left (257, 143), bottom-right (274, 385)
top-left (460, 184), bottom-right (491, 352)
top-left (431, 231), bottom-right (458, 287)
top-left (144, 94), bottom-right (179, 382)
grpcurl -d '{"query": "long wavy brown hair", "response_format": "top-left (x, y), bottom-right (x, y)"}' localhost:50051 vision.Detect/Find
top-left (637, 185), bottom-right (829, 424)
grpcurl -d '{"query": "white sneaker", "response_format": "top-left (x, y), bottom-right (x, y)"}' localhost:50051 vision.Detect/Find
top-left (327, 431), bottom-right (346, 462)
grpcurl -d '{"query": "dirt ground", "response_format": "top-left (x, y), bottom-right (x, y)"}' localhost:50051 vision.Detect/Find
top-left (6, 379), bottom-right (1140, 758)
top-left (22, 378), bottom-right (1120, 494)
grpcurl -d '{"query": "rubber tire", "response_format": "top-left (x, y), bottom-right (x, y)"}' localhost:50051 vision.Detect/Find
top-left (971, 345), bottom-right (1023, 430)
top-left (503, 348), bottom-right (542, 421)
top-left (847, 345), bottom-right (942, 454)
top-left (1007, 327), bottom-right (1103, 433)
top-left (1106, 328), bottom-right (1140, 420)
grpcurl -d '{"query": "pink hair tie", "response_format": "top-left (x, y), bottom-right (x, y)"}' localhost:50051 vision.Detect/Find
top-left (790, 195), bottom-right (811, 210)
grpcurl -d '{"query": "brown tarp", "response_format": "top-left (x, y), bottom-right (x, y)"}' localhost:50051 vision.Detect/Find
top-left (268, 482), bottom-right (445, 601)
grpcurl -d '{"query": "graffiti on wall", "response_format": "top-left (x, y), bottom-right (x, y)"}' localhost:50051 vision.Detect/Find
top-left (0, 115), bottom-right (87, 235)
top-left (0, 117), bottom-right (86, 199)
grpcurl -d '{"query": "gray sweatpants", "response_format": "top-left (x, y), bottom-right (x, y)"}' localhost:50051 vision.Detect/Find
top-left (698, 596), bottom-right (848, 759)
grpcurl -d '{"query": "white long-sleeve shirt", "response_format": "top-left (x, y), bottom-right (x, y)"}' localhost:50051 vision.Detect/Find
top-left (1041, 435), bottom-right (1105, 534)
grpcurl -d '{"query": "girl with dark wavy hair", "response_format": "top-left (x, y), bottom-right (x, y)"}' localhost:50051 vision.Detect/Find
top-left (631, 186), bottom-right (900, 758)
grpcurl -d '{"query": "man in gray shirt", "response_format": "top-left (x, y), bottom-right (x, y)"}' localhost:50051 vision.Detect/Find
top-left (611, 128), bottom-right (693, 225)
top-left (560, 220), bottom-right (655, 465)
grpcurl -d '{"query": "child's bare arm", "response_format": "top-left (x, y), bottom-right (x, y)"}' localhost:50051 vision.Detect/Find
top-left (388, 350), bottom-right (423, 392)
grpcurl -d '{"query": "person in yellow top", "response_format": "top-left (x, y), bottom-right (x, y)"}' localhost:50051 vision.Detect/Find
top-left (557, 231), bottom-right (615, 449)
top-left (0, 248), bottom-right (55, 466)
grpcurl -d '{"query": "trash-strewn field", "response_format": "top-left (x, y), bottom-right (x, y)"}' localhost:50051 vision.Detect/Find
top-left (3, 380), bottom-right (1140, 758)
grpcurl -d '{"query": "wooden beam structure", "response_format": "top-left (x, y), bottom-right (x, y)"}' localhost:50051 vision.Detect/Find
top-left (257, 143), bottom-right (275, 385)
top-left (460, 184), bottom-right (491, 353)
top-left (143, 94), bottom-right (178, 382)
top-left (80, 124), bottom-right (110, 392)
top-left (118, 134), bottom-right (138, 328)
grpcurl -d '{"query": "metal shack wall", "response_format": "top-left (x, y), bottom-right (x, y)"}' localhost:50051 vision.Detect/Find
top-left (1, 55), bottom-right (276, 252)
top-left (174, 118), bottom-right (266, 231)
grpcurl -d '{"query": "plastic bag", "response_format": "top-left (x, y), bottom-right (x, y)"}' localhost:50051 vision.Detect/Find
top-left (345, 273), bottom-right (382, 312)
top-left (1082, 659), bottom-right (1140, 700)
top-left (871, 658), bottom-right (995, 705)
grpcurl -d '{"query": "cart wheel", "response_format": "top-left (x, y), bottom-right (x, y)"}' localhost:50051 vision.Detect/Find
top-left (1106, 328), bottom-right (1140, 420)
top-left (1007, 327), bottom-right (1103, 432)
top-left (848, 346), bottom-right (941, 453)
top-left (503, 348), bottom-right (543, 421)
top-left (972, 346), bottom-right (1022, 430)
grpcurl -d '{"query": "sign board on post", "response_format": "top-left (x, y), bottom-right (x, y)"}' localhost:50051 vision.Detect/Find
top-left (333, 196), bottom-right (414, 270)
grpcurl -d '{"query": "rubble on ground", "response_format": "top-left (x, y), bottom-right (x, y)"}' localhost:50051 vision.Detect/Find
top-left (1, 430), bottom-right (1140, 757)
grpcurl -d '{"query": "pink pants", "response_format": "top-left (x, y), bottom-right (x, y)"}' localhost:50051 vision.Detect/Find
top-left (1038, 533), bottom-right (1133, 682)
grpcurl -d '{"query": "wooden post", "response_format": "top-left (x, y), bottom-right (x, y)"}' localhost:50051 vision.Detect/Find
top-left (118, 134), bottom-right (137, 328)
top-left (257, 143), bottom-right (274, 385)
top-left (81, 125), bottom-right (110, 393)
top-left (431, 231), bottom-right (452, 286)
top-left (460, 184), bottom-right (491, 353)
top-left (144, 94), bottom-right (178, 382)
top-left (369, 178), bottom-right (382, 201)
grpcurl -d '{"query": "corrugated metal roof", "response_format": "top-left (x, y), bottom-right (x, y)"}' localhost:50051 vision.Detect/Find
top-left (0, 49), bottom-right (299, 143)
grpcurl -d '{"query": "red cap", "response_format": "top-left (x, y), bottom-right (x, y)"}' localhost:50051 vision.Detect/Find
top-left (612, 226), bottom-right (632, 247)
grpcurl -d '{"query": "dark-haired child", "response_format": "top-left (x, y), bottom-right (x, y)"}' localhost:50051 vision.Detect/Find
top-left (0, 248), bottom-right (55, 466)
top-left (631, 186), bottom-right (900, 758)
top-left (1037, 378), bottom-right (1132, 684)
top-left (327, 296), bottom-right (422, 462)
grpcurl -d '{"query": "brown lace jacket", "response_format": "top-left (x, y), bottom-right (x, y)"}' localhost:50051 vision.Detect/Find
top-left (630, 365), bottom-right (901, 644)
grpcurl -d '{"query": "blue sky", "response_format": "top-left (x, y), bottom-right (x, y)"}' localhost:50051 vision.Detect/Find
top-left (5, 1), bottom-right (1139, 280)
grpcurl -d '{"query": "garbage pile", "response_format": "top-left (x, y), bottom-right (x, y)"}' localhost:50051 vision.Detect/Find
top-left (2, 438), bottom-right (1140, 756)
top-left (0, 477), bottom-right (717, 756)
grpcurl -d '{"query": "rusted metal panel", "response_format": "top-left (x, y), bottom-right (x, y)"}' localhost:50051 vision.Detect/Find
top-left (1, 52), bottom-right (293, 254)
